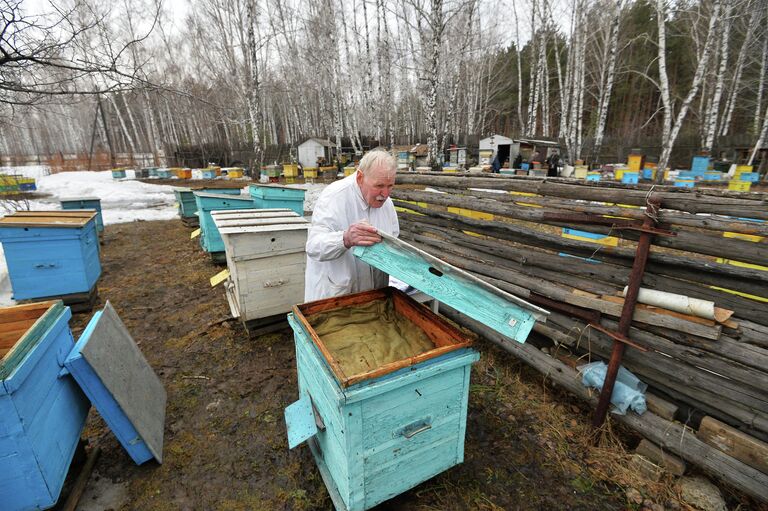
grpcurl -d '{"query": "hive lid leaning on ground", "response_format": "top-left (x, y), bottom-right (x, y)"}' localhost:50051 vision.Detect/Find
top-left (0, 210), bottom-right (97, 228)
top-left (352, 232), bottom-right (549, 343)
top-left (64, 301), bottom-right (166, 464)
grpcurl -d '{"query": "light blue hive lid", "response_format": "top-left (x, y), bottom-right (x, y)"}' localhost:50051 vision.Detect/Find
top-left (64, 301), bottom-right (166, 464)
top-left (352, 232), bottom-right (548, 343)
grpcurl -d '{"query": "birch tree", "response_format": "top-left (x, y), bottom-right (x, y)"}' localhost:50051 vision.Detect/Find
top-left (655, 0), bottom-right (722, 179)
top-left (590, 0), bottom-right (623, 160)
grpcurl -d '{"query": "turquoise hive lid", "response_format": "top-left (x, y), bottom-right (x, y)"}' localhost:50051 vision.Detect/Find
top-left (352, 232), bottom-right (548, 343)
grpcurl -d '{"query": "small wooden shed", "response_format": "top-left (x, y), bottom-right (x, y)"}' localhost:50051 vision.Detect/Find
top-left (0, 211), bottom-right (101, 301)
top-left (298, 138), bottom-right (337, 169)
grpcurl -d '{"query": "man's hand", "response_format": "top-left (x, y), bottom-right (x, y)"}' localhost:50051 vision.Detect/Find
top-left (343, 222), bottom-right (381, 248)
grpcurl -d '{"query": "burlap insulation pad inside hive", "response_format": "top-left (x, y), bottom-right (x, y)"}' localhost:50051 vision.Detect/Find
top-left (309, 298), bottom-right (436, 377)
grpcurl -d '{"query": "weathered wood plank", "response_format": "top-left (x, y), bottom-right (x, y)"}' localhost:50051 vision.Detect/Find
top-left (697, 416), bottom-right (768, 475)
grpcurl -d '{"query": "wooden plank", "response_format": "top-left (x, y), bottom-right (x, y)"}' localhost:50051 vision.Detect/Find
top-left (635, 439), bottom-right (687, 476)
top-left (698, 416), bottom-right (768, 475)
top-left (645, 392), bottom-right (678, 421)
top-left (0, 301), bottom-right (56, 324)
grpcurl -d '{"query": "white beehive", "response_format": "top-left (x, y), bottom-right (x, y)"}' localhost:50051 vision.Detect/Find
top-left (211, 209), bottom-right (309, 322)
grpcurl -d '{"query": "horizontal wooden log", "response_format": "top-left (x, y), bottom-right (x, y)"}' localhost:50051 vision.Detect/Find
top-left (635, 439), bottom-right (687, 476)
top-left (395, 173), bottom-right (768, 220)
top-left (397, 206), bottom-right (768, 296)
top-left (698, 416), bottom-right (768, 475)
top-left (545, 318), bottom-right (768, 430)
top-left (392, 189), bottom-right (768, 268)
top-left (424, 187), bottom-right (768, 237)
top-left (401, 219), bottom-right (768, 325)
top-left (401, 231), bottom-right (723, 340)
top-left (440, 306), bottom-right (768, 502)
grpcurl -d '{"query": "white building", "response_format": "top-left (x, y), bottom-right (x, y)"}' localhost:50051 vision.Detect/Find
top-left (297, 138), bottom-right (337, 168)
top-left (479, 135), bottom-right (518, 165)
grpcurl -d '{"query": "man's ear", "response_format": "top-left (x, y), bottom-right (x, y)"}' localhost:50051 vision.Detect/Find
top-left (356, 170), bottom-right (363, 185)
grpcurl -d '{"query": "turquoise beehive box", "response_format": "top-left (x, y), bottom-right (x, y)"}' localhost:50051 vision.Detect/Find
top-left (0, 301), bottom-right (90, 511)
top-left (176, 187), bottom-right (242, 222)
top-left (249, 184), bottom-right (306, 216)
top-left (60, 197), bottom-right (104, 232)
top-left (193, 192), bottom-right (259, 255)
top-left (0, 211), bottom-right (101, 301)
top-left (286, 235), bottom-right (547, 511)
top-left (1, 300), bottom-right (165, 510)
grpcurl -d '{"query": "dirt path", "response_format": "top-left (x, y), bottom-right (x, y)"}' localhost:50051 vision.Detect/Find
top-left (66, 218), bottom-right (634, 510)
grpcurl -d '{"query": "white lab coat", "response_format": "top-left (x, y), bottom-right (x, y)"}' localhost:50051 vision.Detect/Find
top-left (305, 172), bottom-right (399, 302)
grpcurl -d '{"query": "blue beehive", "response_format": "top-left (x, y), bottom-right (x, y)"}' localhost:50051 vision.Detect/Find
top-left (0, 211), bottom-right (101, 301)
top-left (111, 169), bottom-right (126, 179)
top-left (1, 300), bottom-right (165, 510)
top-left (691, 156), bottom-right (710, 174)
top-left (739, 172), bottom-right (759, 182)
top-left (201, 168), bottom-right (217, 179)
top-left (60, 197), bottom-right (104, 232)
top-left (0, 301), bottom-right (90, 511)
top-left (194, 192), bottom-right (259, 254)
top-left (621, 172), bottom-right (639, 184)
top-left (157, 168), bottom-right (173, 179)
top-left (175, 187), bottom-right (242, 221)
top-left (674, 179), bottom-right (695, 188)
top-left (703, 171), bottom-right (722, 181)
top-left (249, 184), bottom-right (306, 216)
top-left (286, 235), bottom-right (547, 511)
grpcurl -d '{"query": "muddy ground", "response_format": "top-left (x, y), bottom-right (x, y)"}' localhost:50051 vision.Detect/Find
top-left (54, 217), bottom-right (749, 511)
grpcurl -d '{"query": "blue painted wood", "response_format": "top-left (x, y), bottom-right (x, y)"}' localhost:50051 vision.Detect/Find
top-left (193, 192), bottom-right (259, 254)
top-left (352, 233), bottom-right (546, 343)
top-left (157, 169), bottom-right (173, 179)
top-left (65, 302), bottom-right (165, 464)
top-left (60, 197), bottom-right (104, 231)
top-left (287, 306), bottom-right (480, 511)
top-left (285, 394), bottom-right (318, 449)
top-left (0, 213), bottom-right (101, 300)
top-left (201, 169), bottom-right (217, 179)
top-left (111, 170), bottom-right (126, 179)
top-left (691, 156), bottom-right (710, 173)
top-left (176, 188), bottom-right (242, 219)
top-left (621, 172), bottom-right (639, 184)
top-left (249, 184), bottom-right (306, 215)
top-left (739, 172), bottom-right (760, 182)
top-left (0, 303), bottom-right (90, 510)
top-left (674, 179), bottom-right (695, 188)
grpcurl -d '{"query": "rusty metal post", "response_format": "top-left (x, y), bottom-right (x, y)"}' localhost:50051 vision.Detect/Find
top-left (592, 197), bottom-right (661, 428)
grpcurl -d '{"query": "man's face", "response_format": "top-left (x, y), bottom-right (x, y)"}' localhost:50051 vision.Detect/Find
top-left (357, 166), bottom-right (395, 208)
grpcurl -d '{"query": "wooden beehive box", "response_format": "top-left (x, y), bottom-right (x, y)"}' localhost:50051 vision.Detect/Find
top-left (0, 301), bottom-right (90, 510)
top-left (60, 197), bottom-right (104, 232)
top-left (249, 184), bottom-right (306, 216)
top-left (0, 211), bottom-right (101, 301)
top-left (193, 192), bottom-right (259, 255)
top-left (286, 235), bottom-right (548, 511)
top-left (1, 300), bottom-right (166, 510)
top-left (287, 288), bottom-right (478, 511)
top-left (212, 209), bottom-right (308, 322)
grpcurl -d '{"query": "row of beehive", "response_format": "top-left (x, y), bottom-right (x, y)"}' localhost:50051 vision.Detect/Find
top-left (112, 167), bottom-right (245, 180)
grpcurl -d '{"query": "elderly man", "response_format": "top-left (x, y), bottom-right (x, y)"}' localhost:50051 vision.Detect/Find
top-left (305, 150), bottom-right (399, 302)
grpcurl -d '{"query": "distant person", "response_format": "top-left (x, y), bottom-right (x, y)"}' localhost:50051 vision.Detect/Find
top-left (547, 150), bottom-right (560, 177)
top-left (304, 150), bottom-right (399, 302)
top-left (491, 154), bottom-right (501, 173)
top-left (513, 153), bottom-right (523, 169)
top-left (532, 150), bottom-right (543, 164)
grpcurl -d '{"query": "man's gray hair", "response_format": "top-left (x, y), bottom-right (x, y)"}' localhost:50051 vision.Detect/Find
top-left (358, 149), bottom-right (397, 176)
